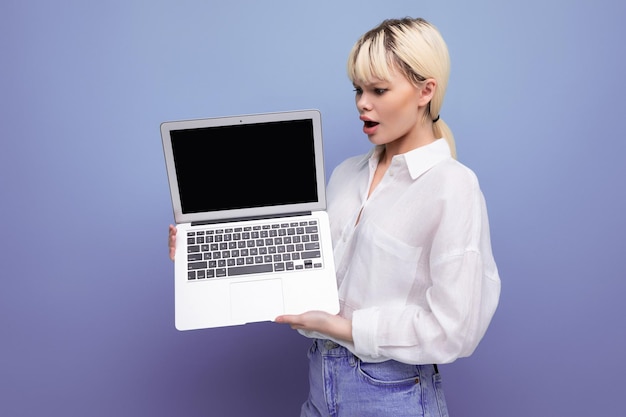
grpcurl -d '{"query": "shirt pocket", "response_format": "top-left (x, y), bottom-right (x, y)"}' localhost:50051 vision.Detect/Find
top-left (353, 223), bottom-right (423, 305)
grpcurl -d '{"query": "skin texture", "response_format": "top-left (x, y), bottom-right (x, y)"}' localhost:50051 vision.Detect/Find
top-left (168, 67), bottom-right (437, 344)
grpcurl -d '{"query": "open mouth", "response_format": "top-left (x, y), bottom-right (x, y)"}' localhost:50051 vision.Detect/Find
top-left (364, 121), bottom-right (379, 128)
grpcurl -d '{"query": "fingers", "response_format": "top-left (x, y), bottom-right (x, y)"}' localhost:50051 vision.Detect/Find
top-left (168, 225), bottom-right (177, 261)
top-left (275, 312), bottom-right (353, 342)
top-left (275, 311), bottom-right (326, 328)
top-left (275, 314), bottom-right (299, 325)
top-left (275, 315), bottom-right (305, 330)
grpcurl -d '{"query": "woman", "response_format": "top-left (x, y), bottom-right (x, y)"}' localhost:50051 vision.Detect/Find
top-left (170, 17), bottom-right (500, 417)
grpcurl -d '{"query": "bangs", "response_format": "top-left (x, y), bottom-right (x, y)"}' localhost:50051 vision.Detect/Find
top-left (347, 34), bottom-right (395, 83)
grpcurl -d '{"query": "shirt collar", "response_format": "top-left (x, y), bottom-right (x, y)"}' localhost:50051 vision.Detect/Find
top-left (360, 139), bottom-right (452, 180)
top-left (403, 139), bottom-right (452, 180)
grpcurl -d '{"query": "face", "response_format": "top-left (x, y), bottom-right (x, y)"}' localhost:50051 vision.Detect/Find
top-left (353, 68), bottom-right (434, 153)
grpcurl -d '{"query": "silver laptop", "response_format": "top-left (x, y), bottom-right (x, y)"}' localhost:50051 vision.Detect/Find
top-left (161, 109), bottom-right (340, 330)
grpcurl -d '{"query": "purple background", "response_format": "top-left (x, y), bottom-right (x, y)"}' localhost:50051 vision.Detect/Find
top-left (1, 1), bottom-right (625, 416)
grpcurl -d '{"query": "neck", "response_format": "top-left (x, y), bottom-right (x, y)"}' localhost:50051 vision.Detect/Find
top-left (382, 132), bottom-right (436, 165)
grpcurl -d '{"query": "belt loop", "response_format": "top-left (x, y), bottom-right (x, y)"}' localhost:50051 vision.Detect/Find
top-left (433, 364), bottom-right (439, 374)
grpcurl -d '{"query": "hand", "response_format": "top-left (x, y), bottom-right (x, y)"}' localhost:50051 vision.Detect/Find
top-left (168, 225), bottom-right (177, 261)
top-left (275, 311), bottom-right (353, 343)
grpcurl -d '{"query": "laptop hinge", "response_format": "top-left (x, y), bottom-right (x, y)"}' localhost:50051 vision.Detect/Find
top-left (191, 211), bottom-right (312, 227)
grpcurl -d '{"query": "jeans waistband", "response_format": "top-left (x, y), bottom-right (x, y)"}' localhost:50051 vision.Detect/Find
top-left (314, 338), bottom-right (350, 355)
top-left (313, 339), bottom-right (439, 374)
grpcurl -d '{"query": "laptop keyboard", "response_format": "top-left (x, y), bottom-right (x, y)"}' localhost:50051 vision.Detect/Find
top-left (185, 220), bottom-right (323, 281)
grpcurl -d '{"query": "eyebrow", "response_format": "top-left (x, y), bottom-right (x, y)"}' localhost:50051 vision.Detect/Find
top-left (353, 80), bottom-right (388, 88)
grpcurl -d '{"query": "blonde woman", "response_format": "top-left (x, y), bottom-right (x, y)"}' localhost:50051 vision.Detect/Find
top-left (276, 18), bottom-right (500, 416)
top-left (169, 17), bottom-right (500, 417)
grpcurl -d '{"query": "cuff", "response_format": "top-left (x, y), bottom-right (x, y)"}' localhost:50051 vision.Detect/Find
top-left (351, 307), bottom-right (381, 359)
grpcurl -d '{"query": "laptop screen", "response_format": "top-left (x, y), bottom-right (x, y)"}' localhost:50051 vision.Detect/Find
top-left (170, 119), bottom-right (319, 215)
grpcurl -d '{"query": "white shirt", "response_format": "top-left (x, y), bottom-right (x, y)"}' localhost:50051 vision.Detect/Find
top-left (302, 139), bottom-right (500, 365)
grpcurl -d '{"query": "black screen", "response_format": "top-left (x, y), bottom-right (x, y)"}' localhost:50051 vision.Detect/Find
top-left (170, 119), bottom-right (318, 214)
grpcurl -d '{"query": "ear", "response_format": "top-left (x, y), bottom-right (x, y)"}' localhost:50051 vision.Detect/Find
top-left (418, 78), bottom-right (437, 107)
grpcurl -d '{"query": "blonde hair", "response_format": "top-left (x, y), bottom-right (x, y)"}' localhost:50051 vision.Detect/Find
top-left (347, 18), bottom-right (456, 158)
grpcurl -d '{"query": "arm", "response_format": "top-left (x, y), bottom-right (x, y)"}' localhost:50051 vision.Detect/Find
top-left (349, 185), bottom-right (500, 364)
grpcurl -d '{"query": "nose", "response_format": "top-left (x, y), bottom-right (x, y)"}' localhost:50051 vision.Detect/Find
top-left (356, 93), bottom-right (372, 113)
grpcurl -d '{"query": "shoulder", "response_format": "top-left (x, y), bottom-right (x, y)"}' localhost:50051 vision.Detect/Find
top-left (428, 158), bottom-right (481, 191)
top-left (330, 152), bottom-right (370, 179)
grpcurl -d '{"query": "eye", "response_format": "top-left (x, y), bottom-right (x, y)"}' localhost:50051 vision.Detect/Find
top-left (374, 88), bottom-right (387, 95)
top-left (353, 87), bottom-right (363, 95)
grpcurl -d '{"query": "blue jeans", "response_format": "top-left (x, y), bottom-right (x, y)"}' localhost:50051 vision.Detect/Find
top-left (300, 339), bottom-right (449, 417)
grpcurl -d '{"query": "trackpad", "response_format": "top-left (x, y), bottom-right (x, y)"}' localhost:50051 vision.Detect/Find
top-left (230, 279), bottom-right (284, 324)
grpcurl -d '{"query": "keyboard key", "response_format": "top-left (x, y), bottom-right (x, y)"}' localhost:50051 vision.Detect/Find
top-left (228, 264), bottom-right (274, 276)
top-left (188, 261), bottom-right (207, 270)
top-left (301, 251), bottom-right (321, 259)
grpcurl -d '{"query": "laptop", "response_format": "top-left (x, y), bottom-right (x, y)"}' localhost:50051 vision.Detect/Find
top-left (161, 109), bottom-right (340, 330)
